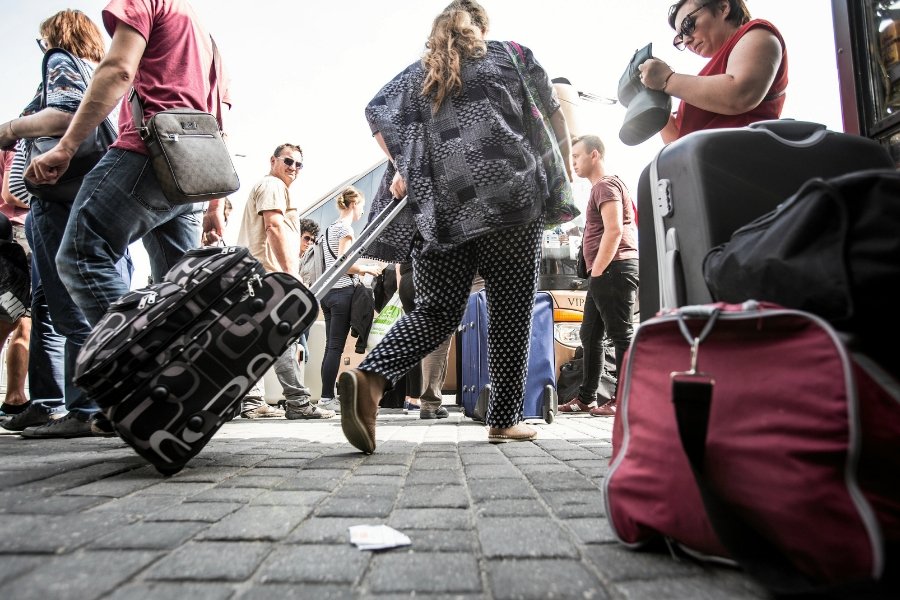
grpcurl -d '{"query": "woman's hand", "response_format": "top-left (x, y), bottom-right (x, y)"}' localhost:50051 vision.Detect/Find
top-left (638, 59), bottom-right (674, 92)
top-left (389, 170), bottom-right (407, 199)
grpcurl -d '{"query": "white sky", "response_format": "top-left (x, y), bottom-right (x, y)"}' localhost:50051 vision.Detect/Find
top-left (1, 0), bottom-right (843, 282)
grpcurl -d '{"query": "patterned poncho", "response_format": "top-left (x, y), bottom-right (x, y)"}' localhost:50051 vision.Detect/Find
top-left (363, 40), bottom-right (560, 262)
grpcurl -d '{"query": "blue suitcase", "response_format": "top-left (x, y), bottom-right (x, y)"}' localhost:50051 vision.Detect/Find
top-left (458, 290), bottom-right (557, 423)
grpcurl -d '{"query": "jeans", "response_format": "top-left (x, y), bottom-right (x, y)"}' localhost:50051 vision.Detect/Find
top-left (242, 341), bottom-right (311, 411)
top-left (579, 259), bottom-right (639, 402)
top-left (58, 148), bottom-right (201, 325)
top-left (320, 285), bottom-right (354, 399)
top-left (23, 213), bottom-right (64, 408)
top-left (30, 193), bottom-right (133, 414)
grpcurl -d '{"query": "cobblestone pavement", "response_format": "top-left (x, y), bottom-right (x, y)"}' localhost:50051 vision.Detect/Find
top-left (0, 407), bottom-right (769, 600)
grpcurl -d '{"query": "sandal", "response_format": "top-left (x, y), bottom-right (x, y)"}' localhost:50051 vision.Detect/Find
top-left (487, 423), bottom-right (537, 444)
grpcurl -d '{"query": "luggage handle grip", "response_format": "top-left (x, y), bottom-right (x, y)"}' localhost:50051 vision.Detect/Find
top-left (746, 119), bottom-right (826, 142)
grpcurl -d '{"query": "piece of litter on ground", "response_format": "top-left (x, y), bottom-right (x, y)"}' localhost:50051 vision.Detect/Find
top-left (349, 524), bottom-right (412, 551)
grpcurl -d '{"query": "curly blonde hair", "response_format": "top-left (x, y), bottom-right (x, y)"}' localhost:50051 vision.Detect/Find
top-left (421, 0), bottom-right (489, 113)
top-left (336, 186), bottom-right (363, 210)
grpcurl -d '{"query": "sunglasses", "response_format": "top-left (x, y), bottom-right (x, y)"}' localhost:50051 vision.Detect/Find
top-left (302, 234), bottom-right (314, 243)
top-left (275, 156), bottom-right (303, 170)
top-left (672, 3), bottom-right (709, 50)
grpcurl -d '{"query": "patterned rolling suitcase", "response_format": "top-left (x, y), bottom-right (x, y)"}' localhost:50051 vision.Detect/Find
top-left (76, 197), bottom-right (410, 475)
top-left (604, 301), bottom-right (900, 597)
top-left (457, 290), bottom-right (557, 423)
top-left (637, 120), bottom-right (894, 320)
top-left (74, 246), bottom-right (317, 474)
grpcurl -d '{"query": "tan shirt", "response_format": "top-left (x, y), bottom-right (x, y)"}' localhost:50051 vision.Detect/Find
top-left (236, 174), bottom-right (300, 273)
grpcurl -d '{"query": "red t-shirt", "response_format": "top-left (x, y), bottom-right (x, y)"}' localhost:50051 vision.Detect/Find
top-left (581, 175), bottom-right (639, 271)
top-left (675, 19), bottom-right (788, 139)
top-left (0, 150), bottom-right (28, 226)
top-left (103, 0), bottom-right (232, 154)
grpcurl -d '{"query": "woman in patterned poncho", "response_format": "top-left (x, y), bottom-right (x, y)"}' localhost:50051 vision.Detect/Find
top-left (336, 0), bottom-right (572, 453)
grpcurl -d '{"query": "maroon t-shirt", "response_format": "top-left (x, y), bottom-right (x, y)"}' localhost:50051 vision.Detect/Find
top-left (581, 175), bottom-right (638, 271)
top-left (103, 0), bottom-right (232, 154)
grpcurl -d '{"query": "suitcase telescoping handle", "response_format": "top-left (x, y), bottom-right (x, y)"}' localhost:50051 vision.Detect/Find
top-left (308, 196), bottom-right (408, 301)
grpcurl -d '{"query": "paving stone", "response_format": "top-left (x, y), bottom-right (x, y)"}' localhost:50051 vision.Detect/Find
top-left (333, 483), bottom-right (400, 499)
top-left (464, 464), bottom-right (525, 479)
top-left (523, 469), bottom-right (597, 491)
top-left (474, 498), bottom-right (548, 518)
top-left (53, 465), bottom-right (160, 496)
top-left (198, 505), bottom-right (310, 541)
top-left (237, 584), bottom-right (353, 600)
top-left (106, 582), bottom-right (236, 600)
top-left (285, 517), bottom-right (368, 544)
top-left (0, 554), bottom-right (44, 583)
top-left (345, 475), bottom-right (405, 486)
top-left (143, 542), bottom-right (270, 581)
top-left (459, 452), bottom-right (507, 465)
top-left (468, 479), bottom-right (539, 501)
top-left (145, 501), bottom-right (243, 523)
top-left (498, 444), bottom-right (552, 458)
top-left (361, 453), bottom-right (413, 466)
top-left (187, 488), bottom-right (266, 503)
top-left (85, 495), bottom-right (186, 519)
top-left (389, 508), bottom-right (471, 531)
top-left (315, 495), bottom-right (395, 518)
top-left (1, 494), bottom-right (106, 515)
top-left (368, 552), bottom-right (481, 594)
top-left (202, 454), bottom-right (268, 468)
top-left (405, 529), bottom-right (479, 552)
top-left (353, 464), bottom-right (408, 477)
top-left (217, 476), bottom-right (285, 489)
top-left (256, 544), bottom-right (368, 584)
top-left (90, 520), bottom-right (208, 550)
top-left (138, 481), bottom-right (217, 496)
top-left (612, 575), bottom-right (768, 600)
top-left (546, 449), bottom-right (603, 462)
top-left (584, 544), bottom-right (705, 582)
top-left (564, 517), bottom-right (618, 545)
top-left (486, 558), bottom-right (608, 600)
top-left (275, 473), bottom-right (346, 492)
top-left (0, 512), bottom-right (131, 554)
top-left (541, 490), bottom-right (606, 518)
top-left (249, 490), bottom-right (327, 506)
top-left (397, 484), bottom-right (469, 509)
top-left (168, 466), bottom-right (245, 483)
top-left (8, 550), bottom-right (159, 600)
top-left (304, 455), bottom-right (366, 470)
top-left (405, 469), bottom-right (465, 485)
top-left (477, 517), bottom-right (579, 559)
top-left (411, 457), bottom-right (460, 470)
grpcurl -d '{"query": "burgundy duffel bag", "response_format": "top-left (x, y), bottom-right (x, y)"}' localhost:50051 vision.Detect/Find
top-left (604, 301), bottom-right (900, 598)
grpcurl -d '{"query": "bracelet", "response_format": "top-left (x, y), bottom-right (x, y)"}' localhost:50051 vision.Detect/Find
top-left (662, 70), bottom-right (676, 91)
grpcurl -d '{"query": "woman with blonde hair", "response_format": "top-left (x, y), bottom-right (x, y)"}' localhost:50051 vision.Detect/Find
top-left (0, 10), bottom-right (131, 438)
top-left (318, 186), bottom-right (382, 412)
top-left (338, 0), bottom-right (573, 453)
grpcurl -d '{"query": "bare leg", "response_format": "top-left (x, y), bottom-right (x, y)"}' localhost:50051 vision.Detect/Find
top-left (4, 317), bottom-right (31, 405)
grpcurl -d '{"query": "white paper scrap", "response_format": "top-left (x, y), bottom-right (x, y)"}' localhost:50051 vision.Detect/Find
top-left (348, 524), bottom-right (412, 551)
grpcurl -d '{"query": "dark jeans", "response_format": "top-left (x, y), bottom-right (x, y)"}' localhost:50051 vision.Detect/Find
top-left (24, 213), bottom-right (64, 407)
top-left (320, 285), bottom-right (355, 399)
top-left (579, 258), bottom-right (639, 402)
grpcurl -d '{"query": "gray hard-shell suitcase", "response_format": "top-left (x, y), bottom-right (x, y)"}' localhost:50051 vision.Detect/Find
top-left (637, 120), bottom-right (894, 320)
top-left (74, 197), bottom-right (408, 475)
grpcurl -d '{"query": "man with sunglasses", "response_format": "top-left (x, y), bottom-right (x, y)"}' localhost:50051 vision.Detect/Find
top-left (236, 144), bottom-right (335, 420)
top-left (637, 0), bottom-right (788, 142)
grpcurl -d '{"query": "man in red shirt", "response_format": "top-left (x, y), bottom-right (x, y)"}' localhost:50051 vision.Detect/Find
top-left (558, 135), bottom-right (639, 417)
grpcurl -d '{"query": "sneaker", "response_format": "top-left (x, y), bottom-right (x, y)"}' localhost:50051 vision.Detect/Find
top-left (558, 398), bottom-right (597, 414)
top-left (404, 399), bottom-right (421, 411)
top-left (420, 406), bottom-right (449, 420)
top-left (90, 412), bottom-right (117, 437)
top-left (241, 403), bottom-right (286, 419)
top-left (589, 401), bottom-right (617, 417)
top-left (284, 400), bottom-right (335, 420)
top-left (2, 402), bottom-right (53, 432)
top-left (318, 398), bottom-right (341, 413)
top-left (20, 411), bottom-right (92, 438)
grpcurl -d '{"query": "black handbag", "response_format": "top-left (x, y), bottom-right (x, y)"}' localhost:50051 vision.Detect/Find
top-left (24, 48), bottom-right (117, 203)
top-left (617, 44), bottom-right (672, 146)
top-left (129, 38), bottom-right (239, 205)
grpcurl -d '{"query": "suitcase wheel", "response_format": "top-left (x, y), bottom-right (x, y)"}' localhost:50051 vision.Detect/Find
top-left (542, 385), bottom-right (557, 424)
